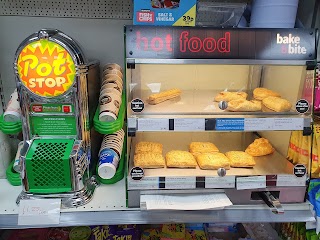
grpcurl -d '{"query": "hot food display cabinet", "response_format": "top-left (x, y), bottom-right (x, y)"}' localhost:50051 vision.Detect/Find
top-left (125, 26), bottom-right (318, 209)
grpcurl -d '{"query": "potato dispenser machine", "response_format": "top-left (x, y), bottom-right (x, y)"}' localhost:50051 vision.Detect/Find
top-left (13, 29), bottom-right (100, 207)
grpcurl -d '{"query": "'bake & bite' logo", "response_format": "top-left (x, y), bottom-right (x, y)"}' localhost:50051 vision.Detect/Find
top-left (276, 33), bottom-right (307, 55)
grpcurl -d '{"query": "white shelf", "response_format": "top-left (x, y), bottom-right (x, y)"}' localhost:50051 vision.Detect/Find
top-left (0, 179), bottom-right (315, 228)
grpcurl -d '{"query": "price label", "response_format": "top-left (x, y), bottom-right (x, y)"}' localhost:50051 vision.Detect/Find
top-left (137, 119), bottom-right (169, 131)
top-left (165, 177), bottom-right (196, 189)
top-left (128, 177), bottom-right (159, 190)
top-left (244, 118), bottom-right (273, 131)
top-left (273, 118), bottom-right (304, 130)
top-left (18, 199), bottom-right (61, 225)
top-left (276, 175), bottom-right (306, 187)
top-left (174, 119), bottom-right (205, 131)
top-left (205, 176), bottom-right (235, 188)
top-left (237, 176), bottom-right (266, 190)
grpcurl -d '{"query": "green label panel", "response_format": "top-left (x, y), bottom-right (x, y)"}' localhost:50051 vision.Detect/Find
top-left (31, 116), bottom-right (77, 136)
top-left (30, 103), bottom-right (74, 114)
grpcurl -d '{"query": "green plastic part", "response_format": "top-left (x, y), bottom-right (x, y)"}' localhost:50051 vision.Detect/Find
top-left (93, 93), bottom-right (125, 134)
top-left (25, 139), bottom-right (74, 193)
top-left (0, 114), bottom-right (22, 134)
top-left (97, 138), bottom-right (126, 184)
top-left (6, 160), bottom-right (21, 186)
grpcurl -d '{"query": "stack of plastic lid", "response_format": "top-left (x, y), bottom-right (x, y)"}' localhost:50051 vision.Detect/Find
top-left (0, 114), bottom-right (22, 134)
top-left (6, 160), bottom-right (21, 186)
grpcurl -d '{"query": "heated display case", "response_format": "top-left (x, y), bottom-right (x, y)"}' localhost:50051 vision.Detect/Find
top-left (125, 26), bottom-right (318, 209)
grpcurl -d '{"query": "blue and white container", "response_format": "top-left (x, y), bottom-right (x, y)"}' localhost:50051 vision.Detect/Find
top-left (250, 0), bottom-right (299, 28)
top-left (98, 148), bottom-right (120, 179)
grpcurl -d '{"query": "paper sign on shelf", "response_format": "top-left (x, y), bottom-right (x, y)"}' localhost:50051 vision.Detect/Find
top-left (237, 176), bottom-right (266, 190)
top-left (18, 199), bottom-right (61, 225)
top-left (140, 193), bottom-right (233, 210)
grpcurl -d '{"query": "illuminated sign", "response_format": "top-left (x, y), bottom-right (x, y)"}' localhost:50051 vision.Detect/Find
top-left (17, 40), bottom-right (76, 97)
top-left (126, 26), bottom-right (316, 60)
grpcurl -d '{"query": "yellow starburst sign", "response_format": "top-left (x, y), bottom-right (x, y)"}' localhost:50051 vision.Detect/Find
top-left (17, 40), bottom-right (76, 97)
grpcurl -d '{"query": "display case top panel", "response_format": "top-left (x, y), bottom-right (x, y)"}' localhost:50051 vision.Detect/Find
top-left (125, 26), bottom-right (317, 61)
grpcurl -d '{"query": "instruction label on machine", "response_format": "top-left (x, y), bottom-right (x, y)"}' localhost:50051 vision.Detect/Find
top-left (30, 116), bottom-right (77, 136)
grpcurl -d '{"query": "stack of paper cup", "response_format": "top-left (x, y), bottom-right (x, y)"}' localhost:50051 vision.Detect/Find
top-left (98, 129), bottom-right (125, 179)
top-left (4, 89), bottom-right (21, 122)
top-left (99, 63), bottom-right (123, 122)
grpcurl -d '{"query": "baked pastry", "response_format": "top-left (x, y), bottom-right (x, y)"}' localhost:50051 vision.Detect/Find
top-left (225, 151), bottom-right (256, 168)
top-left (227, 99), bottom-right (261, 112)
top-left (147, 88), bottom-right (181, 105)
top-left (245, 138), bottom-right (275, 157)
top-left (262, 96), bottom-right (292, 112)
top-left (166, 150), bottom-right (197, 168)
top-left (214, 91), bottom-right (247, 102)
top-left (134, 152), bottom-right (166, 168)
top-left (196, 153), bottom-right (230, 170)
top-left (189, 142), bottom-right (219, 155)
top-left (135, 141), bottom-right (163, 154)
top-left (253, 88), bottom-right (281, 100)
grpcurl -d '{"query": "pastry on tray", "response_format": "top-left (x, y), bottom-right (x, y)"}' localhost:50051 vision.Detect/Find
top-left (245, 138), bottom-right (275, 157)
top-left (135, 141), bottom-right (163, 154)
top-left (214, 91), bottom-right (248, 102)
top-left (253, 88), bottom-right (281, 100)
top-left (134, 152), bottom-right (166, 168)
top-left (147, 88), bottom-right (181, 105)
top-left (189, 142), bottom-right (219, 156)
top-left (225, 151), bottom-right (256, 168)
top-left (196, 153), bottom-right (230, 170)
top-left (262, 96), bottom-right (292, 112)
top-left (227, 99), bottom-right (261, 112)
top-left (166, 150), bottom-right (197, 168)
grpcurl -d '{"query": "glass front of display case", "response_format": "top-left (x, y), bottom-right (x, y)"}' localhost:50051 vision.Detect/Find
top-left (126, 63), bottom-right (312, 182)
top-left (127, 64), bottom-right (311, 117)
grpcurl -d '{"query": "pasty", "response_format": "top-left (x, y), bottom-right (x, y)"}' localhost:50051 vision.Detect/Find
top-left (214, 91), bottom-right (247, 102)
top-left (166, 150), bottom-right (197, 168)
top-left (135, 141), bottom-right (163, 154)
top-left (134, 152), bottom-right (166, 168)
top-left (147, 88), bottom-right (181, 105)
top-left (245, 138), bottom-right (275, 157)
top-left (262, 96), bottom-right (292, 112)
top-left (227, 99), bottom-right (261, 112)
top-left (253, 88), bottom-right (281, 100)
top-left (196, 153), bottom-right (230, 170)
top-left (225, 151), bottom-right (256, 168)
top-left (189, 142), bottom-right (219, 155)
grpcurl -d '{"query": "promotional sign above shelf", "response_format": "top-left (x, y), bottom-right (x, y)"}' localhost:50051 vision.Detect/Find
top-left (126, 26), bottom-right (316, 60)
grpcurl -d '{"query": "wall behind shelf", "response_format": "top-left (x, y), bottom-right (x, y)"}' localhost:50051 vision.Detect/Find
top-left (0, 17), bottom-right (131, 112)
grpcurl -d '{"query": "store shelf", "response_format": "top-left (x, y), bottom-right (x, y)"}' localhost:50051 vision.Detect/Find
top-left (0, 178), bottom-right (315, 229)
top-left (128, 90), bottom-right (310, 132)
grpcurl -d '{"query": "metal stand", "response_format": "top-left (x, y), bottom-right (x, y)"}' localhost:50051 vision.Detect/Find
top-left (16, 176), bottom-right (99, 208)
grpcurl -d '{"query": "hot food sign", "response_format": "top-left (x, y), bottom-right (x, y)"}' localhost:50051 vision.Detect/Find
top-left (126, 26), bottom-right (316, 60)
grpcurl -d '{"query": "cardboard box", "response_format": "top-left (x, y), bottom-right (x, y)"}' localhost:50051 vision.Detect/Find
top-left (133, 0), bottom-right (196, 26)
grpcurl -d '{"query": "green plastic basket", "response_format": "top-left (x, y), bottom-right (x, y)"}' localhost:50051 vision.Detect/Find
top-left (0, 114), bottom-right (22, 134)
top-left (25, 139), bottom-right (74, 194)
top-left (97, 138), bottom-right (126, 184)
top-left (93, 93), bottom-right (125, 134)
top-left (6, 160), bottom-right (21, 186)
